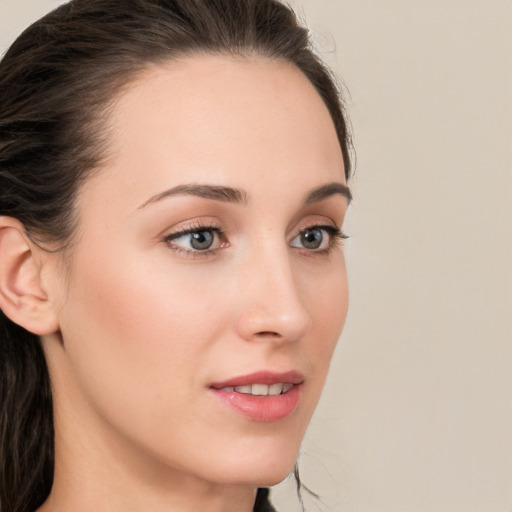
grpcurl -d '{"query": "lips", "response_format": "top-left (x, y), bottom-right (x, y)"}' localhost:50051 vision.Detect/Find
top-left (209, 370), bottom-right (304, 422)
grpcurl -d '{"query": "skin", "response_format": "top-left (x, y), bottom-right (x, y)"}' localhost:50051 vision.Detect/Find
top-left (35, 55), bottom-right (350, 512)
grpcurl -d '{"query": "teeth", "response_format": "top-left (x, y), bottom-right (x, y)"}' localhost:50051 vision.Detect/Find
top-left (268, 383), bottom-right (284, 395)
top-left (251, 384), bottom-right (268, 396)
top-left (221, 383), bottom-right (293, 396)
top-left (234, 385), bottom-right (252, 394)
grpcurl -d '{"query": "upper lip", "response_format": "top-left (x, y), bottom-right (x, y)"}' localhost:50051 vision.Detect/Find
top-left (210, 370), bottom-right (304, 389)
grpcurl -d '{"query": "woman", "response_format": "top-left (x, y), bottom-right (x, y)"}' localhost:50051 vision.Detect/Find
top-left (0, 1), bottom-right (352, 511)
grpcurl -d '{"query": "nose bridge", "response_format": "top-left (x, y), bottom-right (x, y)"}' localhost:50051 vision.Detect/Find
top-left (234, 236), bottom-right (312, 342)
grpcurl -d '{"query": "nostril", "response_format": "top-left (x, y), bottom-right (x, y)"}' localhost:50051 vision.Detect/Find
top-left (255, 331), bottom-right (281, 338)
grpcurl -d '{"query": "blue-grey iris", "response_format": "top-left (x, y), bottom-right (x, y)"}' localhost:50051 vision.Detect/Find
top-left (301, 228), bottom-right (323, 249)
top-left (190, 231), bottom-right (214, 250)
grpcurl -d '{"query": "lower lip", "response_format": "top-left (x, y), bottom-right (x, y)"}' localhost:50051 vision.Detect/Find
top-left (210, 385), bottom-right (302, 422)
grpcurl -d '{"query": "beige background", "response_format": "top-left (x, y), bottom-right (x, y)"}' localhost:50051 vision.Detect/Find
top-left (1, 1), bottom-right (511, 511)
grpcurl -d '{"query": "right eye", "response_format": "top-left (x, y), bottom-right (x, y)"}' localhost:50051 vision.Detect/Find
top-left (164, 225), bottom-right (226, 255)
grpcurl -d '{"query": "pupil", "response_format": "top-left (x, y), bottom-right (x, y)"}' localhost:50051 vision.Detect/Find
top-left (302, 228), bottom-right (323, 249)
top-left (191, 231), bottom-right (214, 250)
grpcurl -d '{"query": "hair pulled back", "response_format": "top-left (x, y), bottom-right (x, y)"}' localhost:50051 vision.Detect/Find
top-left (0, 1), bottom-right (352, 510)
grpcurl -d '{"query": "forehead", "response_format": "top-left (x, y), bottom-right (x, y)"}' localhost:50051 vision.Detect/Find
top-left (82, 55), bottom-right (345, 210)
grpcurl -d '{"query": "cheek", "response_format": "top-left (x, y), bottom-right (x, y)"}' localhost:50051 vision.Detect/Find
top-left (302, 255), bottom-right (348, 347)
top-left (58, 248), bottom-right (226, 419)
top-left (294, 255), bottom-right (348, 406)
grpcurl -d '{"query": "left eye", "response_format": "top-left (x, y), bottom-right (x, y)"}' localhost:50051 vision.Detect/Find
top-left (290, 227), bottom-right (333, 250)
top-left (166, 228), bottom-right (221, 251)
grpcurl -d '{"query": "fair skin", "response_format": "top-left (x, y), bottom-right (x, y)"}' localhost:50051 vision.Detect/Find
top-left (0, 55), bottom-right (349, 512)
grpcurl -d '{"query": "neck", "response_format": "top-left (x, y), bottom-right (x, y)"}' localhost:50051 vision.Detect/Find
top-left (39, 483), bottom-right (256, 512)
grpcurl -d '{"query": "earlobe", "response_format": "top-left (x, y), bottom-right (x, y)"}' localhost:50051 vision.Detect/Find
top-left (0, 217), bottom-right (59, 336)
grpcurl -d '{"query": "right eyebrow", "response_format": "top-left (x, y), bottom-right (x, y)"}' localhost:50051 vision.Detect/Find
top-left (137, 183), bottom-right (248, 209)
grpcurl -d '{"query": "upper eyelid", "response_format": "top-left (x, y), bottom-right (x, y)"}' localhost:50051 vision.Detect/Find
top-left (290, 225), bottom-right (345, 243)
top-left (165, 220), bottom-right (338, 236)
top-left (289, 219), bottom-right (340, 237)
top-left (164, 222), bottom-right (223, 239)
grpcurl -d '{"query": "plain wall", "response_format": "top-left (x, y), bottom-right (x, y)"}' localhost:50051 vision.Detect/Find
top-left (1, 1), bottom-right (511, 511)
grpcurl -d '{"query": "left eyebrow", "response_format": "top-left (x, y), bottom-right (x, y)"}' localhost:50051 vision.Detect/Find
top-left (304, 182), bottom-right (352, 205)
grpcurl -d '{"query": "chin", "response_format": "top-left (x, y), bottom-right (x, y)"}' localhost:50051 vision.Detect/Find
top-left (205, 441), bottom-right (301, 488)
top-left (213, 464), bottom-right (296, 488)
top-left (198, 411), bottom-right (314, 488)
top-left (251, 467), bottom-right (296, 488)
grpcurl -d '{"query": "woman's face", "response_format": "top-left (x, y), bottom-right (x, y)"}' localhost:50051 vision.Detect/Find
top-left (45, 56), bottom-right (349, 489)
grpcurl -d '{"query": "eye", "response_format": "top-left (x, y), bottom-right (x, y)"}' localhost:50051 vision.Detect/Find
top-left (289, 226), bottom-right (343, 251)
top-left (165, 226), bottom-right (225, 253)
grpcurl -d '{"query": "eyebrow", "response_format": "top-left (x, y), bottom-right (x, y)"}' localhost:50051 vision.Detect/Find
top-left (304, 182), bottom-right (352, 205)
top-left (138, 181), bottom-right (351, 209)
top-left (138, 183), bottom-right (248, 209)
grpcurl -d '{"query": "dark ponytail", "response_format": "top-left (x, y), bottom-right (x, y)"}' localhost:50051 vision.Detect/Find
top-left (0, 1), bottom-right (352, 510)
top-left (0, 319), bottom-right (53, 512)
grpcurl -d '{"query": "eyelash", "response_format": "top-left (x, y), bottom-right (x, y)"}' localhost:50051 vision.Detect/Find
top-left (163, 222), bottom-right (348, 259)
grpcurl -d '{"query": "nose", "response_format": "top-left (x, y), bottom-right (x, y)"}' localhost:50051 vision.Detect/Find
top-left (233, 245), bottom-right (312, 344)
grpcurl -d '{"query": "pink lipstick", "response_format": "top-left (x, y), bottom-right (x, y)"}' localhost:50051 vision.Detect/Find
top-left (209, 370), bottom-right (304, 422)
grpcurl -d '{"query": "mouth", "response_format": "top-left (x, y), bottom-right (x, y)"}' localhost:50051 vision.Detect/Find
top-left (209, 370), bottom-right (304, 422)
top-left (217, 383), bottom-right (294, 396)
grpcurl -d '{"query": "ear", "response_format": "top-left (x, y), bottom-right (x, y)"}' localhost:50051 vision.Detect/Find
top-left (0, 217), bottom-right (59, 336)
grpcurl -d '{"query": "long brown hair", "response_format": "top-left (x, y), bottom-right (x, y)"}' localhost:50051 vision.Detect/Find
top-left (0, 1), bottom-right (352, 510)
